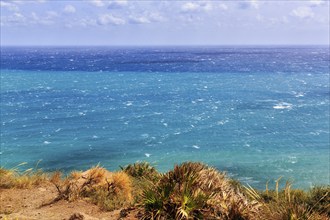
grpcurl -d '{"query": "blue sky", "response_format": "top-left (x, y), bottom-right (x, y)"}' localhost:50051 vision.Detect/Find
top-left (0, 0), bottom-right (329, 46)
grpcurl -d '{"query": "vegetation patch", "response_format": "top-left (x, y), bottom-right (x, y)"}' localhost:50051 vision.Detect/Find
top-left (1, 162), bottom-right (329, 220)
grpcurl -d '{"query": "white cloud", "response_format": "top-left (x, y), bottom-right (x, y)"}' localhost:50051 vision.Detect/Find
top-left (108, 0), bottom-right (127, 9)
top-left (238, 0), bottom-right (259, 9)
top-left (291, 6), bottom-right (314, 19)
top-left (128, 12), bottom-right (165, 24)
top-left (181, 2), bottom-right (199, 12)
top-left (64, 5), bottom-right (76, 14)
top-left (181, 1), bottom-right (213, 12)
top-left (98, 14), bottom-right (125, 25)
top-left (1, 12), bottom-right (26, 26)
top-left (250, 0), bottom-right (259, 9)
top-left (309, 0), bottom-right (327, 6)
top-left (0, 1), bottom-right (19, 11)
top-left (46, 11), bottom-right (58, 19)
top-left (129, 16), bottom-right (150, 24)
top-left (31, 12), bottom-right (38, 20)
top-left (12, 12), bottom-right (25, 22)
top-left (148, 13), bottom-right (165, 22)
top-left (218, 3), bottom-right (228, 11)
top-left (79, 18), bottom-right (97, 27)
top-left (89, 0), bottom-right (128, 8)
top-left (90, 0), bottom-right (105, 7)
top-left (8, 0), bottom-right (46, 4)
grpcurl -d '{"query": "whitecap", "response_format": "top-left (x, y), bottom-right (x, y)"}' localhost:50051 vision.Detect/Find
top-left (309, 132), bottom-right (320, 136)
top-left (217, 120), bottom-right (228, 125)
top-left (145, 153), bottom-right (151, 157)
top-left (192, 145), bottom-right (200, 149)
top-left (141, 133), bottom-right (149, 138)
top-left (273, 102), bottom-right (292, 110)
top-left (125, 101), bottom-right (133, 106)
top-left (55, 128), bottom-right (62, 132)
top-left (92, 135), bottom-right (99, 139)
top-left (292, 91), bottom-right (305, 97)
top-left (43, 141), bottom-right (51, 145)
top-left (288, 156), bottom-right (298, 164)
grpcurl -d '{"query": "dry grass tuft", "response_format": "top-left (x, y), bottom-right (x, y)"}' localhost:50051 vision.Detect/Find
top-left (257, 180), bottom-right (330, 220)
top-left (0, 162), bottom-right (48, 189)
top-left (87, 171), bottom-right (133, 211)
top-left (49, 165), bottom-right (133, 211)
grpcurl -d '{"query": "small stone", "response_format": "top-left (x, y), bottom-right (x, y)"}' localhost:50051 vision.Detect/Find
top-left (69, 213), bottom-right (84, 220)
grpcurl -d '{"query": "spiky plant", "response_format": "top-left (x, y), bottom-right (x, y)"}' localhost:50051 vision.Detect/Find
top-left (121, 162), bottom-right (160, 182)
top-left (141, 162), bottom-right (262, 220)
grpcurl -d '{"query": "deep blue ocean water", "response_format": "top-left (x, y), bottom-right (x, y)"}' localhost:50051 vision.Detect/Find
top-left (1, 46), bottom-right (329, 189)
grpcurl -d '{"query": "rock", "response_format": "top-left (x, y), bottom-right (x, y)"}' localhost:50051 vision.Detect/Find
top-left (69, 213), bottom-right (84, 220)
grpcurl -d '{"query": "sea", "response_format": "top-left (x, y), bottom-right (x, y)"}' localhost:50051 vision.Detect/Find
top-left (0, 46), bottom-right (329, 189)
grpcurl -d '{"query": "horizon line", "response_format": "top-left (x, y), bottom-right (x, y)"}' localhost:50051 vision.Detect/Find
top-left (1, 44), bottom-right (329, 48)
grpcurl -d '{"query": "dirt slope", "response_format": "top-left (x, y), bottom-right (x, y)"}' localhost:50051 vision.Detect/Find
top-left (0, 183), bottom-right (138, 220)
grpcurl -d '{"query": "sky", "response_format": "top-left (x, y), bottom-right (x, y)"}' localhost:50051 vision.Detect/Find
top-left (0, 0), bottom-right (329, 46)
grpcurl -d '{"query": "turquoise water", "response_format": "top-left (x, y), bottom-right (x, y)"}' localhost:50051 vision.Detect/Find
top-left (1, 47), bottom-right (329, 189)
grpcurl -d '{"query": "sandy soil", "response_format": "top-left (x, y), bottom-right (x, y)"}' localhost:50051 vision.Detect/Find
top-left (0, 183), bottom-right (138, 220)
